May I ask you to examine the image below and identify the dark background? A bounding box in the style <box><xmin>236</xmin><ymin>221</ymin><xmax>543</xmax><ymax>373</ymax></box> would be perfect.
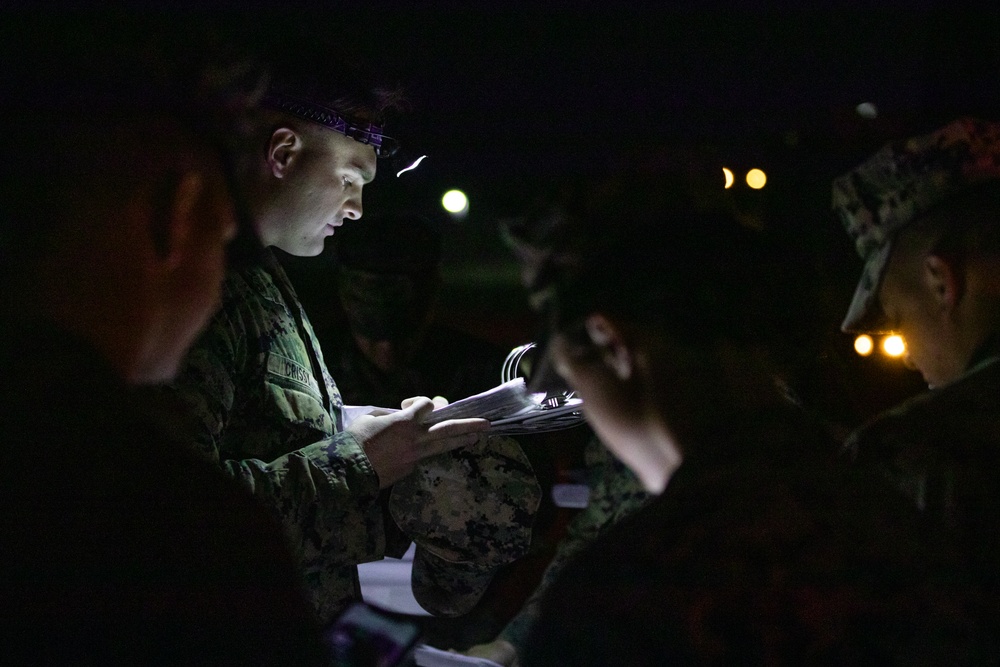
<box><xmin>263</xmin><ymin>1</ymin><xmax>1000</xmax><ymax>425</ymax></box>
<box><xmin>6</xmin><ymin>2</ymin><xmax>998</xmax><ymax>408</ymax></box>
<box><xmin>7</xmin><ymin>2</ymin><xmax>992</xmax><ymax>646</ymax></box>
<box><xmin>21</xmin><ymin>0</ymin><xmax>978</xmax><ymax>421</ymax></box>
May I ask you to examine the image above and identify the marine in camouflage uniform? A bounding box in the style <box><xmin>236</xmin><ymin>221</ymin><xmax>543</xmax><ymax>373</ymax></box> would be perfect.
<box><xmin>324</xmin><ymin>212</ymin><xmax>511</xmax><ymax>412</ymax></box>
<box><xmin>170</xmin><ymin>245</ymin><xmax>540</xmax><ymax>623</ymax></box>
<box><xmin>833</xmin><ymin>117</ymin><xmax>1000</xmax><ymax>640</ymax></box>
<box><xmin>844</xmin><ymin>355</ymin><xmax>1000</xmax><ymax>584</ymax></box>
<box><xmin>523</xmin><ymin>408</ymin><xmax>976</xmax><ymax>665</ymax></box>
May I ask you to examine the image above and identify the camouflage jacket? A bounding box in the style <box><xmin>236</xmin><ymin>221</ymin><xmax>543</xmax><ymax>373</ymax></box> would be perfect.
<box><xmin>170</xmin><ymin>249</ymin><xmax>540</xmax><ymax>623</ymax></box>
<box><xmin>499</xmin><ymin>436</ymin><xmax>652</xmax><ymax>651</ymax></box>
<box><xmin>844</xmin><ymin>354</ymin><xmax>1000</xmax><ymax>591</ymax></box>
<box><xmin>523</xmin><ymin>405</ymin><xmax>981</xmax><ymax>665</ymax></box>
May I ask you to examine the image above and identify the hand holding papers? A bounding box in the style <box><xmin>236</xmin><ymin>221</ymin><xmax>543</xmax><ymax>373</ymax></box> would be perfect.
<box><xmin>343</xmin><ymin>342</ymin><xmax>585</xmax><ymax>435</ymax></box>
<box><xmin>422</xmin><ymin>377</ymin><xmax>584</xmax><ymax>435</ymax></box>
<box><xmin>344</xmin><ymin>378</ymin><xmax>584</xmax><ymax>435</ymax></box>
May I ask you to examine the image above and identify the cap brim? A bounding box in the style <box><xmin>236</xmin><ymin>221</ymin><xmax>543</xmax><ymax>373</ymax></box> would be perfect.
<box><xmin>388</xmin><ymin>434</ymin><xmax>541</xmax><ymax>617</ymax></box>
<box><xmin>407</xmin><ymin>547</ymin><xmax>495</xmax><ymax>618</ymax></box>
<box><xmin>841</xmin><ymin>240</ymin><xmax>893</xmax><ymax>333</ymax></box>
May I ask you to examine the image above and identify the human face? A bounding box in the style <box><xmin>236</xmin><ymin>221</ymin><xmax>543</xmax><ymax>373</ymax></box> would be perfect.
<box><xmin>876</xmin><ymin>247</ymin><xmax>955</xmax><ymax>388</ymax></box>
<box><xmin>267</xmin><ymin>128</ymin><xmax>377</xmax><ymax>256</ymax></box>
<box><xmin>154</xmin><ymin>145</ymin><xmax>239</xmax><ymax>382</ymax></box>
<box><xmin>133</xmin><ymin>122</ymin><xmax>236</xmax><ymax>383</ymax></box>
<box><xmin>549</xmin><ymin>330</ymin><xmax>674</xmax><ymax>493</ymax></box>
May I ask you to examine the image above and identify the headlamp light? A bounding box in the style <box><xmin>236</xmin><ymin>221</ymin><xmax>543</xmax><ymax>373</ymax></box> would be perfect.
<box><xmin>261</xmin><ymin>92</ymin><xmax>399</xmax><ymax>158</ymax></box>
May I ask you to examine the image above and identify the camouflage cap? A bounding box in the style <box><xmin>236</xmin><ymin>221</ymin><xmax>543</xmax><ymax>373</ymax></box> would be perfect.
<box><xmin>832</xmin><ymin>117</ymin><xmax>1000</xmax><ymax>332</ymax></box>
<box><xmin>388</xmin><ymin>434</ymin><xmax>541</xmax><ymax>617</ymax></box>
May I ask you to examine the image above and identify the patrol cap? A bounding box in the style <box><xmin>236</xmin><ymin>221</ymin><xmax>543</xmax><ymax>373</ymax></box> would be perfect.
<box><xmin>388</xmin><ymin>434</ymin><xmax>541</xmax><ymax>617</ymax></box>
<box><xmin>337</xmin><ymin>269</ymin><xmax>428</xmax><ymax>341</ymax></box>
<box><xmin>832</xmin><ymin>117</ymin><xmax>1000</xmax><ymax>332</ymax></box>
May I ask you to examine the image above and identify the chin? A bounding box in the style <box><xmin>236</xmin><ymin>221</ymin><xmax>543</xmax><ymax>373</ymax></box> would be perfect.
<box><xmin>282</xmin><ymin>239</ymin><xmax>326</xmax><ymax>257</ymax></box>
<box><xmin>302</xmin><ymin>243</ymin><xmax>326</xmax><ymax>257</ymax></box>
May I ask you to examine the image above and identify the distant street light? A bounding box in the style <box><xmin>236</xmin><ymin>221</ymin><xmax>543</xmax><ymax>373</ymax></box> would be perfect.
<box><xmin>746</xmin><ymin>168</ymin><xmax>767</xmax><ymax>190</ymax></box>
<box><xmin>442</xmin><ymin>189</ymin><xmax>469</xmax><ymax>215</ymax></box>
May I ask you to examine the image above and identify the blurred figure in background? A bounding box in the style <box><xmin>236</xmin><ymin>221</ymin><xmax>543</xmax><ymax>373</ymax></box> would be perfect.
<box><xmin>327</xmin><ymin>212</ymin><xmax>508</xmax><ymax>408</ymax></box>
<box><xmin>0</xmin><ymin>12</ymin><xmax>327</xmax><ymax>664</ymax></box>
<box><xmin>503</xmin><ymin>155</ymin><xmax>978</xmax><ymax>665</ymax></box>
<box><xmin>834</xmin><ymin>117</ymin><xmax>1000</xmax><ymax>638</ymax></box>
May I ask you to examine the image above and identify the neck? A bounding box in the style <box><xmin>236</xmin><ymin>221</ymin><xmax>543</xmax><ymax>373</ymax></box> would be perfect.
<box><xmin>634</xmin><ymin>419</ymin><xmax>685</xmax><ymax>494</ymax></box>
<box><xmin>965</xmin><ymin>330</ymin><xmax>1000</xmax><ymax>372</ymax></box>
<box><xmin>245</xmin><ymin>173</ymin><xmax>283</xmax><ymax>249</ymax></box>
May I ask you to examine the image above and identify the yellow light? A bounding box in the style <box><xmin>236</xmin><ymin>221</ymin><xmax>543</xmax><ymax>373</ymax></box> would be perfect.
<box><xmin>854</xmin><ymin>334</ymin><xmax>874</xmax><ymax>356</ymax></box>
<box><xmin>746</xmin><ymin>168</ymin><xmax>767</xmax><ymax>189</ymax></box>
<box><xmin>882</xmin><ymin>335</ymin><xmax>906</xmax><ymax>357</ymax></box>
<box><xmin>441</xmin><ymin>189</ymin><xmax>469</xmax><ymax>214</ymax></box>
<box><xmin>722</xmin><ymin>167</ymin><xmax>734</xmax><ymax>189</ymax></box>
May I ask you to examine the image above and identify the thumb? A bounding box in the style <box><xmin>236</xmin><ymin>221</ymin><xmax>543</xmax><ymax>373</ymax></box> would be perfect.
<box><xmin>400</xmin><ymin>395</ymin><xmax>435</xmax><ymax>419</ymax></box>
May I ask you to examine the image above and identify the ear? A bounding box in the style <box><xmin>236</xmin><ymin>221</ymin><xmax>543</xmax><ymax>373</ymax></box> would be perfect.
<box><xmin>155</xmin><ymin>170</ymin><xmax>206</xmax><ymax>271</ymax></box>
<box><xmin>924</xmin><ymin>253</ymin><xmax>964</xmax><ymax>312</ymax></box>
<box><xmin>584</xmin><ymin>313</ymin><xmax>633</xmax><ymax>380</ymax></box>
<box><xmin>266</xmin><ymin>127</ymin><xmax>301</xmax><ymax>179</ymax></box>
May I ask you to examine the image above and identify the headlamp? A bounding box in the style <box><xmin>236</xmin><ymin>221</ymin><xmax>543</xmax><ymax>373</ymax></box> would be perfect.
<box><xmin>261</xmin><ymin>92</ymin><xmax>399</xmax><ymax>158</ymax></box>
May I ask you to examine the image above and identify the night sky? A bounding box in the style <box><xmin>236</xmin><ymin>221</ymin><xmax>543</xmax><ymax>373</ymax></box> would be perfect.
<box><xmin>209</xmin><ymin>2</ymin><xmax>998</xmax><ymax>415</ymax></box>
<box><xmin>284</xmin><ymin>0</ymin><xmax>1000</xmax><ymax>422</ymax></box>
<box><xmin>3</xmin><ymin>1</ymin><xmax>992</xmax><ymax>421</ymax></box>
<box><xmin>272</xmin><ymin>2</ymin><xmax>1000</xmax><ymax>305</ymax></box>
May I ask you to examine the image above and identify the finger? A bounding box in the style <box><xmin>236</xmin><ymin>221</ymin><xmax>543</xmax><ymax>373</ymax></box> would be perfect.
<box><xmin>426</xmin><ymin>418</ymin><xmax>489</xmax><ymax>439</ymax></box>
<box><xmin>398</xmin><ymin>395</ymin><xmax>435</xmax><ymax>418</ymax></box>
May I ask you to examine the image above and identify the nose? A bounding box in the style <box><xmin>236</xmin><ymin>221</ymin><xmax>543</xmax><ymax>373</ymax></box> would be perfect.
<box><xmin>343</xmin><ymin>192</ymin><xmax>362</xmax><ymax>221</ymax></box>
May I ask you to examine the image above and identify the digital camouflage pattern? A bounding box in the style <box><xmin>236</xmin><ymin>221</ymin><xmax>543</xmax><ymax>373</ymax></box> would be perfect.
<box><xmin>169</xmin><ymin>249</ymin><xmax>540</xmax><ymax>623</ymax></box>
<box><xmin>844</xmin><ymin>355</ymin><xmax>1000</xmax><ymax>595</ymax></box>
<box><xmin>169</xmin><ymin>249</ymin><xmax>381</xmax><ymax>623</ymax></box>
<box><xmin>831</xmin><ymin>117</ymin><xmax>1000</xmax><ymax>332</ymax></box>
<box><xmin>498</xmin><ymin>436</ymin><xmax>652</xmax><ymax>651</ymax></box>
<box><xmin>393</xmin><ymin>434</ymin><xmax>542</xmax><ymax>617</ymax></box>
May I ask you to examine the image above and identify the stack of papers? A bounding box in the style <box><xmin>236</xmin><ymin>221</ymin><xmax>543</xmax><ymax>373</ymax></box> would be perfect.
<box><xmin>413</xmin><ymin>645</ymin><xmax>503</xmax><ymax>667</ymax></box>
<box><xmin>342</xmin><ymin>378</ymin><xmax>585</xmax><ymax>436</ymax></box>
<box><xmin>423</xmin><ymin>378</ymin><xmax>585</xmax><ymax>435</ymax></box>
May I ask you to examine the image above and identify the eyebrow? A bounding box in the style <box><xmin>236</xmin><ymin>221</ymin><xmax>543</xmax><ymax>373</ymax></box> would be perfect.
<box><xmin>352</xmin><ymin>161</ymin><xmax>375</xmax><ymax>184</ymax></box>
